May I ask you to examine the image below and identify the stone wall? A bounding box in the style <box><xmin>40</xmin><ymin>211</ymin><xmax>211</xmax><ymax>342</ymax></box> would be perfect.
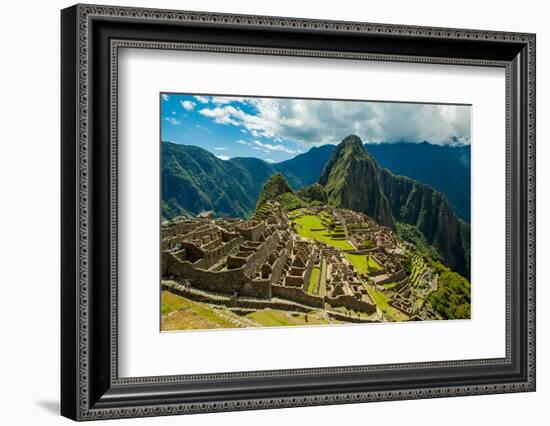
<box><xmin>162</xmin><ymin>231</ymin><xmax>284</xmax><ymax>299</ymax></box>
<box><xmin>327</xmin><ymin>311</ymin><xmax>379</xmax><ymax>323</ymax></box>
<box><xmin>163</xmin><ymin>282</ymin><xmax>312</xmax><ymax>313</ymax></box>
<box><xmin>162</xmin><ymin>282</ymin><xmax>377</xmax><ymax>321</ymax></box>
<box><xmin>246</xmin><ymin>278</ymin><xmax>272</xmax><ymax>298</ymax></box>
<box><xmin>196</xmin><ymin>236</ymin><xmax>243</xmax><ymax>269</ymax></box>
<box><xmin>242</xmin><ymin>231</ymin><xmax>282</xmax><ymax>277</ymax></box>
<box><xmin>325</xmin><ymin>294</ymin><xmax>376</xmax><ymax>314</ymax></box>
<box><xmin>161</xmin><ymin>224</ymin><xmax>214</xmax><ymax>250</ymax></box>
<box><xmin>162</xmin><ymin>220</ymin><xmax>201</xmax><ymax>239</ymax></box>
<box><xmin>238</xmin><ymin>222</ymin><xmax>266</xmax><ymax>241</ymax></box>
<box><xmin>284</xmin><ymin>275</ymin><xmax>305</xmax><ymax>287</ymax></box>
<box><xmin>272</xmin><ymin>284</ymin><xmax>325</xmax><ymax>308</ymax></box>
<box><xmin>269</xmin><ymin>244</ymin><xmax>290</xmax><ymax>286</ymax></box>
<box><xmin>163</xmin><ymin>253</ymin><xmax>270</xmax><ymax>298</ymax></box>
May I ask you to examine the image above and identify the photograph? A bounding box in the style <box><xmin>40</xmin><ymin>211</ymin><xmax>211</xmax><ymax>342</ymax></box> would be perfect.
<box><xmin>160</xmin><ymin>94</ymin><xmax>472</xmax><ymax>331</ymax></box>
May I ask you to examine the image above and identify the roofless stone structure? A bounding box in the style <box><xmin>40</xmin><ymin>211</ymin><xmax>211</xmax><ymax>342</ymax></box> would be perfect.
<box><xmin>162</xmin><ymin>200</ymin><xmax>441</xmax><ymax>322</ymax></box>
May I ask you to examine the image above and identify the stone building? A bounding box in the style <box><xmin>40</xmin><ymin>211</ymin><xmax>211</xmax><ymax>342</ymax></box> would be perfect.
<box><xmin>162</xmin><ymin>203</ymin><xmax>440</xmax><ymax>322</ymax></box>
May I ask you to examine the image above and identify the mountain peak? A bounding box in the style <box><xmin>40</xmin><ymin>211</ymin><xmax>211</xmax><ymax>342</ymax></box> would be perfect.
<box><xmin>318</xmin><ymin>134</ymin><xmax>395</xmax><ymax>229</ymax></box>
<box><xmin>339</xmin><ymin>134</ymin><xmax>365</xmax><ymax>152</ymax></box>
<box><xmin>256</xmin><ymin>173</ymin><xmax>293</xmax><ymax>207</ymax></box>
<box><xmin>268</xmin><ymin>172</ymin><xmax>288</xmax><ymax>184</ymax></box>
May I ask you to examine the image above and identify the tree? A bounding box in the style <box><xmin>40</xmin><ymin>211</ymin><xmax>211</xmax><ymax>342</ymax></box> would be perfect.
<box><xmin>428</xmin><ymin>271</ymin><xmax>471</xmax><ymax>320</ymax></box>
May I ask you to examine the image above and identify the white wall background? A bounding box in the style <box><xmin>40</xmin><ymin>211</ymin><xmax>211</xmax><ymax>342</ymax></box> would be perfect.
<box><xmin>0</xmin><ymin>0</ymin><xmax>547</xmax><ymax>424</ymax></box>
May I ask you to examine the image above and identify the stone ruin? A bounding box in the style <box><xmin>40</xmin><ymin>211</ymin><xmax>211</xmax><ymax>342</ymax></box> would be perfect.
<box><xmin>162</xmin><ymin>203</ymin><xmax>441</xmax><ymax>322</ymax></box>
<box><xmin>162</xmin><ymin>207</ymin><xmax>376</xmax><ymax>317</ymax></box>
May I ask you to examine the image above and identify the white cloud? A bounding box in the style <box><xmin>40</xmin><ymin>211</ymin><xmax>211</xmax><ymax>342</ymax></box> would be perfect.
<box><xmin>216</xmin><ymin>154</ymin><xmax>230</xmax><ymax>161</ymax></box>
<box><xmin>199</xmin><ymin>107</ymin><xmax>241</xmax><ymax>126</ymax></box>
<box><xmin>213</xmin><ymin>147</ymin><xmax>228</xmax><ymax>151</ymax></box>
<box><xmin>212</xmin><ymin>96</ymin><xmax>250</xmax><ymax>105</ymax></box>
<box><xmin>211</xmin><ymin>97</ymin><xmax>233</xmax><ymax>105</ymax></box>
<box><xmin>198</xmin><ymin>98</ymin><xmax>471</xmax><ymax>146</ymax></box>
<box><xmin>181</xmin><ymin>100</ymin><xmax>196</xmax><ymax>111</ymax></box>
<box><xmin>265</xmin><ymin>158</ymin><xmax>275</xmax><ymax>163</ymax></box>
<box><xmin>235</xmin><ymin>139</ymin><xmax>251</xmax><ymax>146</ymax></box>
<box><xmin>161</xmin><ymin>94</ymin><xmax>170</xmax><ymax>101</ymax></box>
<box><xmin>164</xmin><ymin>117</ymin><xmax>181</xmax><ymax>125</ymax></box>
<box><xmin>363</xmin><ymin>102</ymin><xmax>471</xmax><ymax>145</ymax></box>
<box><xmin>253</xmin><ymin>140</ymin><xmax>297</xmax><ymax>154</ymax></box>
<box><xmin>194</xmin><ymin>95</ymin><xmax>209</xmax><ymax>104</ymax></box>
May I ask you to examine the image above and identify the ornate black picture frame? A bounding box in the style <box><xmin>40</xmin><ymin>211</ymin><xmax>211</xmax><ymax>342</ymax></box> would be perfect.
<box><xmin>61</xmin><ymin>4</ymin><xmax>536</xmax><ymax>421</ymax></box>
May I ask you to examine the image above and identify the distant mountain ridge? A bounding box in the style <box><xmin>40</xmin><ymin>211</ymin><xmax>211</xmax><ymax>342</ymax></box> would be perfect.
<box><xmin>276</xmin><ymin>141</ymin><xmax>472</xmax><ymax>222</ymax></box>
<box><xmin>367</xmin><ymin>142</ymin><xmax>471</xmax><ymax>222</ymax></box>
<box><xmin>162</xmin><ymin>140</ymin><xmax>471</xmax><ymax>222</ymax></box>
<box><xmin>162</xmin><ymin>142</ymin><xmax>334</xmax><ymax>219</ymax></box>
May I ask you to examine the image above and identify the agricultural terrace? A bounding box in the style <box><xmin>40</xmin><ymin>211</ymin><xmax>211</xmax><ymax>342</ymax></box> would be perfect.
<box><xmin>364</xmin><ymin>285</ymin><xmax>409</xmax><ymax>322</ymax></box>
<box><xmin>291</xmin><ymin>213</ymin><xmax>379</xmax><ymax>277</ymax></box>
<box><xmin>292</xmin><ymin>214</ymin><xmax>353</xmax><ymax>250</ymax></box>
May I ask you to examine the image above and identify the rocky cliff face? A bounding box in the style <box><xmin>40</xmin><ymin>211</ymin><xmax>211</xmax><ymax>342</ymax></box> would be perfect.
<box><xmin>367</xmin><ymin>142</ymin><xmax>471</xmax><ymax>222</ymax></box>
<box><xmin>378</xmin><ymin>168</ymin><xmax>470</xmax><ymax>278</ymax></box>
<box><xmin>318</xmin><ymin>135</ymin><xmax>395</xmax><ymax>229</ymax></box>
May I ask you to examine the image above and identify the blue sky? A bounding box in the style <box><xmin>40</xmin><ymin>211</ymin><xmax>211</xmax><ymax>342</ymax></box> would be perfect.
<box><xmin>160</xmin><ymin>94</ymin><xmax>471</xmax><ymax>163</ymax></box>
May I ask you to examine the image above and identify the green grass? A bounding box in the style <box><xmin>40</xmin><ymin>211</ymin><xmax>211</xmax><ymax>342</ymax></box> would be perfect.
<box><xmin>292</xmin><ymin>215</ymin><xmax>354</xmax><ymax>250</ymax></box>
<box><xmin>293</xmin><ymin>215</ymin><xmax>382</xmax><ymax>278</ymax></box>
<box><xmin>343</xmin><ymin>253</ymin><xmax>381</xmax><ymax>276</ymax></box>
<box><xmin>364</xmin><ymin>285</ymin><xmax>409</xmax><ymax>322</ymax></box>
<box><xmin>161</xmin><ymin>291</ymin><xmax>190</xmax><ymax>315</ymax></box>
<box><xmin>161</xmin><ymin>291</ymin><xmax>240</xmax><ymax>330</ymax></box>
<box><xmin>367</xmin><ymin>255</ymin><xmax>381</xmax><ymax>271</ymax></box>
<box><xmin>330</xmin><ymin>306</ymin><xmax>378</xmax><ymax>321</ymax></box>
<box><xmin>245</xmin><ymin>309</ymin><xmax>334</xmax><ymax>326</ymax></box>
<box><xmin>308</xmin><ymin>267</ymin><xmax>320</xmax><ymax>294</ymax></box>
<box><xmin>344</xmin><ymin>253</ymin><xmax>368</xmax><ymax>275</ymax></box>
<box><xmin>162</xmin><ymin>292</ymin><xmax>340</xmax><ymax>330</ymax></box>
<box><xmin>319</xmin><ymin>259</ymin><xmax>327</xmax><ymax>296</ymax></box>
<box><xmin>379</xmin><ymin>281</ymin><xmax>399</xmax><ymax>289</ymax></box>
<box><xmin>245</xmin><ymin>310</ymin><xmax>297</xmax><ymax>326</ymax></box>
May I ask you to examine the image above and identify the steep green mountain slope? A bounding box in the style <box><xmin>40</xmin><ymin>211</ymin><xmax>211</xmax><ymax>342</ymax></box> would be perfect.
<box><xmin>378</xmin><ymin>168</ymin><xmax>470</xmax><ymax>277</ymax></box>
<box><xmin>162</xmin><ymin>142</ymin><xmax>318</xmax><ymax>220</ymax></box>
<box><xmin>162</xmin><ymin>142</ymin><xmax>262</xmax><ymax>219</ymax></box>
<box><xmin>256</xmin><ymin>173</ymin><xmax>292</xmax><ymax>207</ymax></box>
<box><xmin>255</xmin><ymin>173</ymin><xmax>303</xmax><ymax>212</ymax></box>
<box><xmin>318</xmin><ymin>135</ymin><xmax>395</xmax><ymax>228</ymax></box>
<box><xmin>367</xmin><ymin>142</ymin><xmax>471</xmax><ymax>222</ymax></box>
<box><xmin>297</xmin><ymin>183</ymin><xmax>328</xmax><ymax>204</ymax></box>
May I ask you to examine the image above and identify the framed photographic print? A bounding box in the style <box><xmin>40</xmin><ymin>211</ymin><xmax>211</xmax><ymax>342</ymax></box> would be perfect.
<box><xmin>61</xmin><ymin>4</ymin><xmax>536</xmax><ymax>421</ymax></box>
